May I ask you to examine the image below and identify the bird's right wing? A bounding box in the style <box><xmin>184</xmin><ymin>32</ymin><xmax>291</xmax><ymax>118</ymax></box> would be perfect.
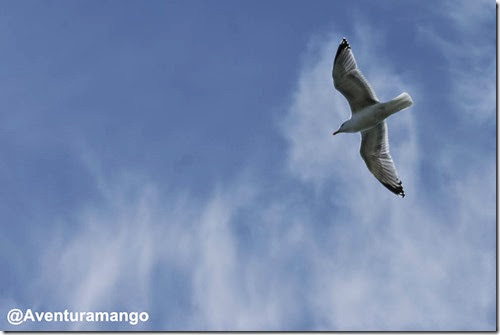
<box><xmin>360</xmin><ymin>122</ymin><xmax>405</xmax><ymax>197</ymax></box>
<box><xmin>332</xmin><ymin>38</ymin><xmax>378</xmax><ymax>113</ymax></box>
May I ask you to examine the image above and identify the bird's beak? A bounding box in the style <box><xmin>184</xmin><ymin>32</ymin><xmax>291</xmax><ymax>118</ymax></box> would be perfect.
<box><xmin>333</xmin><ymin>130</ymin><xmax>339</xmax><ymax>135</ymax></box>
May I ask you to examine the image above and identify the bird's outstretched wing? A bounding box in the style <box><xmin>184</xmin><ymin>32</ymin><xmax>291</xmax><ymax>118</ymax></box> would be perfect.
<box><xmin>360</xmin><ymin>122</ymin><xmax>405</xmax><ymax>197</ymax></box>
<box><xmin>332</xmin><ymin>38</ymin><xmax>378</xmax><ymax>113</ymax></box>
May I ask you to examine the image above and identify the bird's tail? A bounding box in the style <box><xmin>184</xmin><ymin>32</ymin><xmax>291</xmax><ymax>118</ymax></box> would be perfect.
<box><xmin>383</xmin><ymin>92</ymin><xmax>413</xmax><ymax>116</ymax></box>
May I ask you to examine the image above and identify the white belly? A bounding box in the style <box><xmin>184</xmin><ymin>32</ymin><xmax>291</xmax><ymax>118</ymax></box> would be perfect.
<box><xmin>349</xmin><ymin>104</ymin><xmax>385</xmax><ymax>132</ymax></box>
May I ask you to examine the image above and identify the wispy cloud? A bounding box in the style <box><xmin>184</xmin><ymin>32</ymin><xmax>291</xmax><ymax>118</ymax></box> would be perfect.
<box><xmin>12</xmin><ymin>141</ymin><xmax>494</xmax><ymax>331</ymax></box>
<box><xmin>416</xmin><ymin>0</ymin><xmax>495</xmax><ymax>125</ymax></box>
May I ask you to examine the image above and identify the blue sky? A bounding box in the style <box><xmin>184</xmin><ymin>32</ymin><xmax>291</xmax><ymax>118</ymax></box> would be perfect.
<box><xmin>0</xmin><ymin>0</ymin><xmax>496</xmax><ymax>331</ymax></box>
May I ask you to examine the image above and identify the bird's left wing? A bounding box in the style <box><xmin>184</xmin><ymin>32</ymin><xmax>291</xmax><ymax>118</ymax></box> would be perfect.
<box><xmin>360</xmin><ymin>122</ymin><xmax>405</xmax><ymax>197</ymax></box>
<box><xmin>332</xmin><ymin>38</ymin><xmax>378</xmax><ymax>113</ymax></box>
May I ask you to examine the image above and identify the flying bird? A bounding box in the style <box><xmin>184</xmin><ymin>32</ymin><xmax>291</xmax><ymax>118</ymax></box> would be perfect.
<box><xmin>332</xmin><ymin>38</ymin><xmax>413</xmax><ymax>197</ymax></box>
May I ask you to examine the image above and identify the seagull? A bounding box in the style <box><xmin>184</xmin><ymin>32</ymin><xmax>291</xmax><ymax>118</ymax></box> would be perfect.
<box><xmin>332</xmin><ymin>38</ymin><xmax>413</xmax><ymax>197</ymax></box>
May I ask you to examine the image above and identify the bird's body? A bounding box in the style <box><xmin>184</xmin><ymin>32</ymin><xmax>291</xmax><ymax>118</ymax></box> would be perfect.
<box><xmin>339</xmin><ymin>93</ymin><xmax>412</xmax><ymax>133</ymax></box>
<box><xmin>332</xmin><ymin>38</ymin><xmax>413</xmax><ymax>197</ymax></box>
<box><xmin>338</xmin><ymin>103</ymin><xmax>384</xmax><ymax>133</ymax></box>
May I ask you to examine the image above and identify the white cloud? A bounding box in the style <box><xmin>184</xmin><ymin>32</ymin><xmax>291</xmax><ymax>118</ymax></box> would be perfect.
<box><xmin>27</xmin><ymin>168</ymin><xmax>304</xmax><ymax>330</ymax></box>
<box><xmin>416</xmin><ymin>0</ymin><xmax>495</xmax><ymax>125</ymax></box>
<box><xmin>23</xmin><ymin>150</ymin><xmax>495</xmax><ymax>331</ymax></box>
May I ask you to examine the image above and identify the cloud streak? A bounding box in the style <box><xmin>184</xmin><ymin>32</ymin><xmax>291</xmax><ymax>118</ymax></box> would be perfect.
<box><xmin>416</xmin><ymin>0</ymin><xmax>495</xmax><ymax>125</ymax></box>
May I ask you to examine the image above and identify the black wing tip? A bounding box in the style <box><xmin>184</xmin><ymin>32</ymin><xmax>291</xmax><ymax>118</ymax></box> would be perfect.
<box><xmin>382</xmin><ymin>180</ymin><xmax>405</xmax><ymax>198</ymax></box>
<box><xmin>334</xmin><ymin>37</ymin><xmax>351</xmax><ymax>64</ymax></box>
